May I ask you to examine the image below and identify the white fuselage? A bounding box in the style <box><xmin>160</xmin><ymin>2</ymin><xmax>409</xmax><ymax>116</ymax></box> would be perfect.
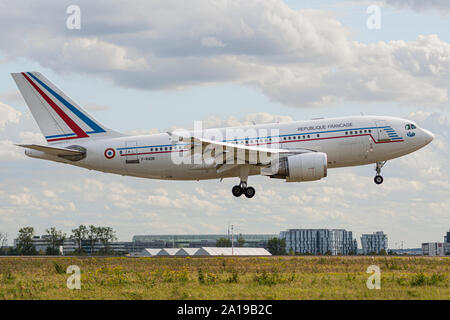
<box><xmin>29</xmin><ymin>115</ymin><xmax>433</xmax><ymax>182</ymax></box>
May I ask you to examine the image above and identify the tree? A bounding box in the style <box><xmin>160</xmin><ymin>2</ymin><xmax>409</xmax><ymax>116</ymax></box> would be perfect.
<box><xmin>71</xmin><ymin>225</ymin><xmax>88</xmax><ymax>254</ymax></box>
<box><xmin>16</xmin><ymin>227</ymin><xmax>37</xmax><ymax>255</ymax></box>
<box><xmin>216</xmin><ymin>238</ymin><xmax>232</xmax><ymax>247</ymax></box>
<box><xmin>267</xmin><ymin>238</ymin><xmax>287</xmax><ymax>255</ymax></box>
<box><xmin>87</xmin><ymin>225</ymin><xmax>99</xmax><ymax>255</ymax></box>
<box><xmin>45</xmin><ymin>227</ymin><xmax>66</xmax><ymax>255</ymax></box>
<box><xmin>97</xmin><ymin>227</ymin><xmax>117</xmax><ymax>254</ymax></box>
<box><xmin>0</xmin><ymin>232</ymin><xmax>8</xmax><ymax>255</ymax></box>
<box><xmin>237</xmin><ymin>235</ymin><xmax>245</xmax><ymax>247</ymax></box>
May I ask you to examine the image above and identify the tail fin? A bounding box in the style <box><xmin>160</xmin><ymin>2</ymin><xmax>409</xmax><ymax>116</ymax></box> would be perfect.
<box><xmin>11</xmin><ymin>72</ymin><xmax>123</xmax><ymax>144</ymax></box>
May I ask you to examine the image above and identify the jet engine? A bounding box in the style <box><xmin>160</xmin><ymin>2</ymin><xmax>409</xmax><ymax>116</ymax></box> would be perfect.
<box><xmin>262</xmin><ymin>152</ymin><xmax>328</xmax><ymax>182</ymax></box>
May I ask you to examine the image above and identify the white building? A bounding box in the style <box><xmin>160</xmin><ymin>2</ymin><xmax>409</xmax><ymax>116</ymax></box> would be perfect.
<box><xmin>361</xmin><ymin>231</ymin><xmax>388</xmax><ymax>255</ymax></box>
<box><xmin>131</xmin><ymin>247</ymin><xmax>271</xmax><ymax>257</ymax></box>
<box><xmin>175</xmin><ymin>248</ymin><xmax>199</xmax><ymax>256</ymax></box>
<box><xmin>422</xmin><ymin>242</ymin><xmax>448</xmax><ymax>256</ymax></box>
<box><xmin>194</xmin><ymin>247</ymin><xmax>271</xmax><ymax>256</ymax></box>
<box><xmin>157</xmin><ymin>248</ymin><xmax>180</xmax><ymax>256</ymax></box>
<box><xmin>138</xmin><ymin>248</ymin><xmax>162</xmax><ymax>256</ymax></box>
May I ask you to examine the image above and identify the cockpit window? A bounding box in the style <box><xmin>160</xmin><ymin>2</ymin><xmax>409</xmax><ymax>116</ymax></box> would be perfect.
<box><xmin>411</xmin><ymin>124</ymin><xmax>417</xmax><ymax>129</ymax></box>
<box><xmin>405</xmin><ymin>124</ymin><xmax>410</xmax><ymax>130</ymax></box>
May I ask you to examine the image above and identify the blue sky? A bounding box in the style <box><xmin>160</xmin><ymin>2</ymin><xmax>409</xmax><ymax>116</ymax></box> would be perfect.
<box><xmin>0</xmin><ymin>0</ymin><xmax>449</xmax><ymax>247</ymax></box>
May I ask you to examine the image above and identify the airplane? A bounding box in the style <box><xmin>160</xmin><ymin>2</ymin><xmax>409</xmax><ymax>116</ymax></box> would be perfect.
<box><xmin>11</xmin><ymin>72</ymin><xmax>434</xmax><ymax>199</ymax></box>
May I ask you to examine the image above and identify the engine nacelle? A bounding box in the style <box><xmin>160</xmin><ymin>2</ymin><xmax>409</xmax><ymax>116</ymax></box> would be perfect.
<box><xmin>263</xmin><ymin>152</ymin><xmax>328</xmax><ymax>182</ymax></box>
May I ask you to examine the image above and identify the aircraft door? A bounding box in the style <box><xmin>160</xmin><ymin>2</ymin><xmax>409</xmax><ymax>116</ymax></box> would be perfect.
<box><xmin>375</xmin><ymin>121</ymin><xmax>390</xmax><ymax>142</ymax></box>
<box><xmin>125</xmin><ymin>141</ymin><xmax>140</xmax><ymax>164</ymax></box>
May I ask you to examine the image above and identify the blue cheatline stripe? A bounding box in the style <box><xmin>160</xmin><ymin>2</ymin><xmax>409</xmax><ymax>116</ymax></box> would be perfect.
<box><xmin>116</xmin><ymin>143</ymin><xmax>184</xmax><ymax>150</ymax></box>
<box><xmin>117</xmin><ymin>126</ymin><xmax>404</xmax><ymax>150</ymax></box>
<box><xmin>45</xmin><ymin>133</ymin><xmax>77</xmax><ymax>139</ymax></box>
<box><xmin>27</xmin><ymin>72</ymin><xmax>106</xmax><ymax>134</ymax></box>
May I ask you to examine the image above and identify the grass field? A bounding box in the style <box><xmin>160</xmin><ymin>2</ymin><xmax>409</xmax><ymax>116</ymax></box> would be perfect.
<box><xmin>0</xmin><ymin>256</ymin><xmax>448</xmax><ymax>300</ymax></box>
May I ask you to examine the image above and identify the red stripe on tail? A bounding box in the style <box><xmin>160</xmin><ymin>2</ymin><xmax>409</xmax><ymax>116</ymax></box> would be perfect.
<box><xmin>22</xmin><ymin>72</ymin><xmax>88</xmax><ymax>139</ymax></box>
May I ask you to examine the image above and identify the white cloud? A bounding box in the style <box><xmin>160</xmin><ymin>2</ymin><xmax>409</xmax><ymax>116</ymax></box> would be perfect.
<box><xmin>0</xmin><ymin>0</ymin><xmax>448</xmax><ymax>107</ymax></box>
<box><xmin>0</xmin><ymin>101</ymin><xmax>21</xmax><ymax>130</ymax></box>
<box><xmin>201</xmin><ymin>36</ymin><xmax>226</xmax><ymax>48</ymax></box>
<box><xmin>0</xmin><ymin>1</ymin><xmax>449</xmax><ymax>247</ymax></box>
<box><xmin>201</xmin><ymin>112</ymin><xmax>293</xmax><ymax>129</ymax></box>
<box><xmin>0</xmin><ymin>90</ymin><xmax>22</xmax><ymax>104</ymax></box>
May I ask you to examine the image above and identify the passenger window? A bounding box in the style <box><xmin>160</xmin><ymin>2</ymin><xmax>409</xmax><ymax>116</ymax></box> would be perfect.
<box><xmin>307</xmin><ymin>135</ymin><xmax>310</xmax><ymax>138</ymax></box>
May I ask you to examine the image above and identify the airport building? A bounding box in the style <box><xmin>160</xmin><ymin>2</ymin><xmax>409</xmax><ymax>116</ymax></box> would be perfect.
<box><xmin>132</xmin><ymin>234</ymin><xmax>277</xmax><ymax>248</ymax></box>
<box><xmin>422</xmin><ymin>242</ymin><xmax>446</xmax><ymax>256</ymax></box>
<box><xmin>422</xmin><ymin>230</ymin><xmax>450</xmax><ymax>256</ymax></box>
<box><xmin>132</xmin><ymin>247</ymin><xmax>272</xmax><ymax>257</ymax></box>
<box><xmin>13</xmin><ymin>233</ymin><xmax>278</xmax><ymax>255</ymax></box>
<box><xmin>13</xmin><ymin>236</ymin><xmax>138</xmax><ymax>255</ymax></box>
<box><xmin>279</xmin><ymin>229</ymin><xmax>357</xmax><ymax>255</ymax></box>
<box><xmin>360</xmin><ymin>231</ymin><xmax>388</xmax><ymax>254</ymax></box>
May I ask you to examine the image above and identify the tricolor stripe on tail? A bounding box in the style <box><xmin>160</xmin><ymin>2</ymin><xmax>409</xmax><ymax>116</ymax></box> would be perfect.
<box><xmin>11</xmin><ymin>72</ymin><xmax>122</xmax><ymax>144</ymax></box>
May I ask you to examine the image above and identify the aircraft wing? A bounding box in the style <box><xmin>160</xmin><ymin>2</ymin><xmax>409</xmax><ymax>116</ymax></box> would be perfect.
<box><xmin>168</xmin><ymin>132</ymin><xmax>315</xmax><ymax>165</ymax></box>
<box><xmin>16</xmin><ymin>144</ymin><xmax>85</xmax><ymax>156</ymax></box>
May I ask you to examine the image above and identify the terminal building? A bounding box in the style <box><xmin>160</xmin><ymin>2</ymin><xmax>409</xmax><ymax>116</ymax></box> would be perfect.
<box><xmin>279</xmin><ymin>229</ymin><xmax>357</xmax><ymax>255</ymax></box>
<box><xmin>13</xmin><ymin>234</ymin><xmax>277</xmax><ymax>255</ymax></box>
<box><xmin>360</xmin><ymin>231</ymin><xmax>388</xmax><ymax>254</ymax></box>
<box><xmin>132</xmin><ymin>234</ymin><xmax>277</xmax><ymax>249</ymax></box>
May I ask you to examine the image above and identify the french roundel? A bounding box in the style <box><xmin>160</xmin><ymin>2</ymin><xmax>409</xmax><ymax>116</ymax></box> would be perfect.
<box><xmin>104</xmin><ymin>148</ymin><xmax>116</xmax><ymax>159</ymax></box>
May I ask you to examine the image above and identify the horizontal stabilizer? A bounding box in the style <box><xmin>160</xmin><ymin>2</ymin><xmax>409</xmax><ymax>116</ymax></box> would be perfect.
<box><xmin>16</xmin><ymin>144</ymin><xmax>84</xmax><ymax>156</ymax></box>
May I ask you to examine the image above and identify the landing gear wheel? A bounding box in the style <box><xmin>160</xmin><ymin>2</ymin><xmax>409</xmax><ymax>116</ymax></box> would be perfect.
<box><xmin>244</xmin><ymin>187</ymin><xmax>255</xmax><ymax>198</ymax></box>
<box><xmin>232</xmin><ymin>185</ymin><xmax>243</xmax><ymax>197</ymax></box>
<box><xmin>374</xmin><ymin>161</ymin><xmax>386</xmax><ymax>185</ymax></box>
<box><xmin>374</xmin><ymin>175</ymin><xmax>384</xmax><ymax>185</ymax></box>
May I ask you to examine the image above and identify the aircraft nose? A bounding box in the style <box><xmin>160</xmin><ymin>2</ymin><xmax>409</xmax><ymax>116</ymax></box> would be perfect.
<box><xmin>422</xmin><ymin>129</ymin><xmax>434</xmax><ymax>145</ymax></box>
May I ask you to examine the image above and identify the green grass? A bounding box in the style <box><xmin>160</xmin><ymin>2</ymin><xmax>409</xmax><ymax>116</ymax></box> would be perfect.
<box><xmin>0</xmin><ymin>256</ymin><xmax>448</xmax><ymax>300</ymax></box>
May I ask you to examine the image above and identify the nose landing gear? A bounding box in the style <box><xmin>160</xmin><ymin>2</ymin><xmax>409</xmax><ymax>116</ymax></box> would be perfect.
<box><xmin>374</xmin><ymin>161</ymin><xmax>386</xmax><ymax>185</ymax></box>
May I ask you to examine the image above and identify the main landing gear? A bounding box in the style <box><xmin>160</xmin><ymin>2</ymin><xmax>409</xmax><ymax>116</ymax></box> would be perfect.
<box><xmin>374</xmin><ymin>161</ymin><xmax>386</xmax><ymax>185</ymax></box>
<box><xmin>232</xmin><ymin>166</ymin><xmax>255</xmax><ymax>198</ymax></box>
<box><xmin>232</xmin><ymin>182</ymin><xmax>256</xmax><ymax>198</ymax></box>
